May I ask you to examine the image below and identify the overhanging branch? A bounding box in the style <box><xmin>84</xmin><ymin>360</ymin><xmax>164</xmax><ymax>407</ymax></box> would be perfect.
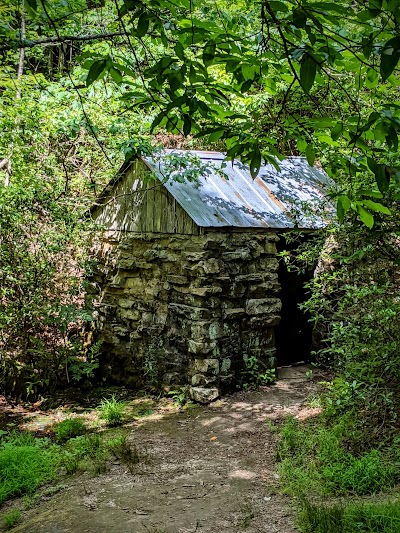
<box><xmin>0</xmin><ymin>31</ymin><xmax>126</xmax><ymax>50</ymax></box>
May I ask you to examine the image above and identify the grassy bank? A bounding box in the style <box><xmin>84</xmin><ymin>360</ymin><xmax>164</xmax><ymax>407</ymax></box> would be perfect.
<box><xmin>278</xmin><ymin>416</ymin><xmax>400</xmax><ymax>532</ymax></box>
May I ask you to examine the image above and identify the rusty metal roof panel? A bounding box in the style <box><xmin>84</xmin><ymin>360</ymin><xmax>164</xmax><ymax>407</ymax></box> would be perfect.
<box><xmin>143</xmin><ymin>150</ymin><xmax>334</xmax><ymax>229</ymax></box>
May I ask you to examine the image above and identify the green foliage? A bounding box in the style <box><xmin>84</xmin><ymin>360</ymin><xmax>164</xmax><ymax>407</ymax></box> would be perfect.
<box><xmin>242</xmin><ymin>355</ymin><xmax>276</xmax><ymax>388</ymax></box>
<box><xmin>53</xmin><ymin>418</ymin><xmax>86</xmax><ymax>443</ymax></box>
<box><xmin>299</xmin><ymin>499</ymin><xmax>400</xmax><ymax>533</ymax></box>
<box><xmin>62</xmin><ymin>434</ymin><xmax>108</xmax><ymax>475</ymax></box>
<box><xmin>107</xmin><ymin>434</ymin><xmax>141</xmax><ymax>471</ymax></box>
<box><xmin>2</xmin><ymin>509</ymin><xmax>22</xmax><ymax>530</ymax></box>
<box><xmin>278</xmin><ymin>418</ymin><xmax>400</xmax><ymax>497</ymax></box>
<box><xmin>167</xmin><ymin>387</ymin><xmax>191</xmax><ymax>407</ymax></box>
<box><xmin>99</xmin><ymin>395</ymin><xmax>125</xmax><ymax>427</ymax></box>
<box><xmin>0</xmin><ymin>432</ymin><xmax>59</xmax><ymax>504</ymax></box>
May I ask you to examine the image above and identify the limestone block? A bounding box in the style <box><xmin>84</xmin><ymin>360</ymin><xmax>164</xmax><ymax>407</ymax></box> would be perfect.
<box><xmin>220</xmin><ymin>358</ymin><xmax>232</xmax><ymax>374</ymax></box>
<box><xmin>125</xmin><ymin>277</ymin><xmax>144</xmax><ymax>292</ymax></box>
<box><xmin>247</xmin><ymin>280</ymin><xmax>281</xmax><ymax>298</ymax></box>
<box><xmin>188</xmin><ymin>340</ymin><xmax>214</xmax><ymax>355</ymax></box>
<box><xmin>118</xmin><ymin>298</ymin><xmax>135</xmax><ymax>309</ymax></box>
<box><xmin>223</xmin><ymin>308</ymin><xmax>246</xmax><ymax>319</ymax></box>
<box><xmin>191</xmin><ymin>374</ymin><xmax>217</xmax><ymax>386</ymax></box>
<box><xmin>249</xmin><ymin>314</ymin><xmax>281</xmax><ymax>326</ymax></box>
<box><xmin>191</xmin><ymin>373</ymin><xmax>205</xmax><ymax>386</ymax></box>
<box><xmin>236</xmin><ymin>273</ymin><xmax>265</xmax><ymax>282</ymax></box>
<box><xmin>189</xmin><ymin>286</ymin><xmax>222</xmax><ymax>296</ymax></box>
<box><xmin>208</xmin><ymin>322</ymin><xmax>224</xmax><ymax>340</ymax></box>
<box><xmin>245</xmin><ymin>298</ymin><xmax>282</xmax><ymax>315</ymax></box>
<box><xmin>163</xmin><ymin>372</ymin><xmax>181</xmax><ymax>385</ymax></box>
<box><xmin>109</xmin><ymin>274</ymin><xmax>126</xmax><ymax>288</ymax></box>
<box><xmin>119</xmin><ymin>309</ymin><xmax>140</xmax><ymax>321</ymax></box>
<box><xmin>225</xmin><ymin>283</ymin><xmax>246</xmax><ymax>298</ymax></box>
<box><xmin>191</xmin><ymin>358</ymin><xmax>220</xmax><ymax>374</ymax></box>
<box><xmin>196</xmin><ymin>258</ymin><xmax>221</xmax><ymax>274</ymax></box>
<box><xmin>183</xmin><ymin>251</ymin><xmax>208</xmax><ymax>261</ymax></box>
<box><xmin>166</xmin><ymin>275</ymin><xmax>188</xmax><ymax>285</ymax></box>
<box><xmin>222</xmin><ymin>248</ymin><xmax>252</xmax><ymax>261</ymax></box>
<box><xmin>190</xmin><ymin>321</ymin><xmax>212</xmax><ymax>342</ymax></box>
<box><xmin>189</xmin><ymin>386</ymin><xmax>219</xmax><ymax>404</ymax></box>
<box><xmin>169</xmin><ymin>304</ymin><xmax>212</xmax><ymax>321</ymax></box>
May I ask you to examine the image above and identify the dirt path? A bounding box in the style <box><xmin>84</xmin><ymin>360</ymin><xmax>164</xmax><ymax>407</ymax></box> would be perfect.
<box><xmin>10</xmin><ymin>367</ymin><xmax>322</xmax><ymax>533</ymax></box>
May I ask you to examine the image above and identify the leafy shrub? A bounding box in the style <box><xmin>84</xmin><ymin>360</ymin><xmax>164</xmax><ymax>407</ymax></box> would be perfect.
<box><xmin>99</xmin><ymin>396</ymin><xmax>125</xmax><ymax>427</ymax></box>
<box><xmin>53</xmin><ymin>418</ymin><xmax>86</xmax><ymax>443</ymax></box>
<box><xmin>0</xmin><ymin>432</ymin><xmax>59</xmax><ymax>504</ymax></box>
<box><xmin>2</xmin><ymin>509</ymin><xmax>21</xmax><ymax>530</ymax></box>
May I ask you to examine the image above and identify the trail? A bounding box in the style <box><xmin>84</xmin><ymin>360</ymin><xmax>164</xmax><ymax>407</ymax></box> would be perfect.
<box><xmin>11</xmin><ymin>367</ymin><xmax>321</xmax><ymax>533</ymax></box>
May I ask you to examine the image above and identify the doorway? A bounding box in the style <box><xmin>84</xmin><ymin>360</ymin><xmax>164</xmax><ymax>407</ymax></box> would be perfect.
<box><xmin>275</xmin><ymin>236</ymin><xmax>314</xmax><ymax>366</ymax></box>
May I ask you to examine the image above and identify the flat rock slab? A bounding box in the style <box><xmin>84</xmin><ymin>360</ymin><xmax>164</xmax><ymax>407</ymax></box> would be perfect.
<box><xmin>9</xmin><ymin>376</ymin><xmax>320</xmax><ymax>533</ymax></box>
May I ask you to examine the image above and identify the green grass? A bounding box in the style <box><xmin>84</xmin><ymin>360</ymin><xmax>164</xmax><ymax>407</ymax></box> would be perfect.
<box><xmin>0</xmin><ymin>433</ymin><xmax>59</xmax><ymax>504</ymax></box>
<box><xmin>2</xmin><ymin>509</ymin><xmax>22</xmax><ymax>529</ymax></box>
<box><xmin>0</xmin><ymin>427</ymin><xmax>133</xmax><ymax>506</ymax></box>
<box><xmin>278</xmin><ymin>417</ymin><xmax>400</xmax><ymax>497</ymax></box>
<box><xmin>299</xmin><ymin>499</ymin><xmax>400</xmax><ymax>533</ymax></box>
<box><xmin>62</xmin><ymin>434</ymin><xmax>109</xmax><ymax>475</ymax></box>
<box><xmin>99</xmin><ymin>395</ymin><xmax>125</xmax><ymax>427</ymax></box>
<box><xmin>53</xmin><ymin>418</ymin><xmax>86</xmax><ymax>443</ymax></box>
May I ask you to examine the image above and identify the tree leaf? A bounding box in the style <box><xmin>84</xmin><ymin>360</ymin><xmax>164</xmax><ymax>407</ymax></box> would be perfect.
<box><xmin>356</xmin><ymin>204</ymin><xmax>374</xmax><ymax>228</ymax></box>
<box><xmin>137</xmin><ymin>14</ymin><xmax>150</xmax><ymax>38</ymax></box>
<box><xmin>24</xmin><ymin>0</ymin><xmax>37</xmax><ymax>16</ymax></box>
<box><xmin>109</xmin><ymin>67</ymin><xmax>122</xmax><ymax>83</ymax></box>
<box><xmin>380</xmin><ymin>37</ymin><xmax>400</xmax><ymax>81</ymax></box>
<box><xmin>305</xmin><ymin>144</ymin><xmax>315</xmax><ymax>166</ymax></box>
<box><xmin>300</xmin><ymin>54</ymin><xmax>317</xmax><ymax>94</ymax></box>
<box><xmin>86</xmin><ymin>59</ymin><xmax>107</xmax><ymax>86</ymax></box>
<box><xmin>250</xmin><ymin>148</ymin><xmax>261</xmax><ymax>179</ymax></box>
<box><xmin>203</xmin><ymin>41</ymin><xmax>216</xmax><ymax>66</ymax></box>
<box><xmin>367</xmin><ymin>157</ymin><xmax>390</xmax><ymax>192</ymax></box>
<box><xmin>361</xmin><ymin>199</ymin><xmax>391</xmax><ymax>214</ymax></box>
<box><xmin>175</xmin><ymin>42</ymin><xmax>185</xmax><ymax>59</ymax></box>
<box><xmin>331</xmin><ymin>122</ymin><xmax>343</xmax><ymax>141</ymax></box>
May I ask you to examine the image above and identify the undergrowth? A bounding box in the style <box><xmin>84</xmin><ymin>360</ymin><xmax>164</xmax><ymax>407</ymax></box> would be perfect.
<box><xmin>278</xmin><ymin>417</ymin><xmax>400</xmax><ymax>497</ymax></box>
<box><xmin>299</xmin><ymin>499</ymin><xmax>400</xmax><ymax>533</ymax></box>
<box><xmin>53</xmin><ymin>418</ymin><xmax>86</xmax><ymax>443</ymax></box>
<box><xmin>99</xmin><ymin>395</ymin><xmax>126</xmax><ymax>427</ymax></box>
<box><xmin>0</xmin><ymin>424</ymin><xmax>140</xmax><ymax>511</ymax></box>
<box><xmin>0</xmin><ymin>432</ymin><xmax>59</xmax><ymax>504</ymax></box>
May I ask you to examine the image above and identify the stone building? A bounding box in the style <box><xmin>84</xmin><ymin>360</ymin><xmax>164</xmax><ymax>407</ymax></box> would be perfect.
<box><xmin>88</xmin><ymin>150</ymin><xmax>332</xmax><ymax>402</ymax></box>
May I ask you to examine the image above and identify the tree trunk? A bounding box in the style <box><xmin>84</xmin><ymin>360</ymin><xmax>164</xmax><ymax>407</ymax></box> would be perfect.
<box><xmin>16</xmin><ymin>10</ymin><xmax>26</xmax><ymax>98</ymax></box>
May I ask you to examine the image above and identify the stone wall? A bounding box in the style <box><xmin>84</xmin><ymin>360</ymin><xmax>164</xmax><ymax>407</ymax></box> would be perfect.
<box><xmin>88</xmin><ymin>230</ymin><xmax>281</xmax><ymax>401</ymax></box>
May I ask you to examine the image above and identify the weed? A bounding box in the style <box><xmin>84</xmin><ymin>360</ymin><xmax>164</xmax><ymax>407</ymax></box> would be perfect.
<box><xmin>53</xmin><ymin>418</ymin><xmax>86</xmax><ymax>443</ymax></box>
<box><xmin>62</xmin><ymin>434</ymin><xmax>109</xmax><ymax>475</ymax></box>
<box><xmin>2</xmin><ymin>509</ymin><xmax>21</xmax><ymax>529</ymax></box>
<box><xmin>242</xmin><ymin>355</ymin><xmax>276</xmax><ymax>388</ymax></box>
<box><xmin>107</xmin><ymin>434</ymin><xmax>141</xmax><ymax>472</ymax></box>
<box><xmin>305</xmin><ymin>395</ymin><xmax>323</xmax><ymax>409</ymax></box>
<box><xmin>0</xmin><ymin>432</ymin><xmax>59</xmax><ymax>504</ymax></box>
<box><xmin>238</xmin><ymin>500</ymin><xmax>256</xmax><ymax>529</ymax></box>
<box><xmin>99</xmin><ymin>395</ymin><xmax>125</xmax><ymax>427</ymax></box>
<box><xmin>168</xmin><ymin>387</ymin><xmax>190</xmax><ymax>407</ymax></box>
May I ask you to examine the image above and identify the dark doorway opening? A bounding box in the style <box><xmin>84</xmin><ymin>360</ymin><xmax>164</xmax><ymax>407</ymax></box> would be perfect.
<box><xmin>275</xmin><ymin>236</ymin><xmax>314</xmax><ymax>366</ymax></box>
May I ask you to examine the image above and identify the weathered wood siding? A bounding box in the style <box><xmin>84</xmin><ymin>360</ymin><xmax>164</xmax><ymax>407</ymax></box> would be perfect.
<box><xmin>92</xmin><ymin>160</ymin><xmax>202</xmax><ymax>235</ymax></box>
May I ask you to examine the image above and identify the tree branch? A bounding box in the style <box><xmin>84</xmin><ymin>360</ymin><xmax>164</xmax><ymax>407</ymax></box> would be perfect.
<box><xmin>0</xmin><ymin>32</ymin><xmax>126</xmax><ymax>50</ymax></box>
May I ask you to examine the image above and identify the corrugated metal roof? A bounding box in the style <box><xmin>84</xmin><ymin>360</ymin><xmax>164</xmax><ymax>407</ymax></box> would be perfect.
<box><xmin>143</xmin><ymin>150</ymin><xmax>334</xmax><ymax>229</ymax></box>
